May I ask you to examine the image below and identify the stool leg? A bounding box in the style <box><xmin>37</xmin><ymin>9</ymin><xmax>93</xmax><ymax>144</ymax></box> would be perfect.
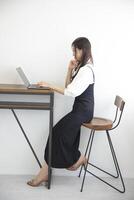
<box><xmin>88</xmin><ymin>130</ymin><xmax>120</xmax><ymax>179</ymax></box>
<box><xmin>80</xmin><ymin>130</ymin><xmax>95</xmax><ymax>192</ymax></box>
<box><xmin>106</xmin><ymin>131</ymin><xmax>125</xmax><ymax>193</ymax></box>
<box><xmin>78</xmin><ymin>129</ymin><xmax>93</xmax><ymax>178</ymax></box>
<box><xmin>81</xmin><ymin>131</ymin><xmax>125</xmax><ymax>193</ymax></box>
<box><xmin>106</xmin><ymin>130</ymin><xmax>119</xmax><ymax>178</ymax></box>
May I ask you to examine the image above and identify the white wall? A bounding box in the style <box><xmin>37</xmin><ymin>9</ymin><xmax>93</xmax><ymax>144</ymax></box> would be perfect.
<box><xmin>0</xmin><ymin>0</ymin><xmax>134</xmax><ymax>177</ymax></box>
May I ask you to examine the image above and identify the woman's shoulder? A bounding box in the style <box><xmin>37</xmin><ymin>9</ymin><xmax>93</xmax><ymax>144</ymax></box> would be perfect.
<box><xmin>79</xmin><ymin>63</ymin><xmax>94</xmax><ymax>73</ymax></box>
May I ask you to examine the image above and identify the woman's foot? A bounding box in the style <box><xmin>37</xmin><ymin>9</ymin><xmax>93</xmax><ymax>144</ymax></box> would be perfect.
<box><xmin>27</xmin><ymin>177</ymin><xmax>48</xmax><ymax>187</ymax></box>
<box><xmin>27</xmin><ymin>163</ymin><xmax>48</xmax><ymax>187</ymax></box>
<box><xmin>67</xmin><ymin>155</ymin><xmax>87</xmax><ymax>171</ymax></box>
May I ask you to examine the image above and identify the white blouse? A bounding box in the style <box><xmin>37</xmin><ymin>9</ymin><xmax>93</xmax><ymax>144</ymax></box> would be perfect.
<box><xmin>64</xmin><ymin>64</ymin><xmax>94</xmax><ymax>97</ymax></box>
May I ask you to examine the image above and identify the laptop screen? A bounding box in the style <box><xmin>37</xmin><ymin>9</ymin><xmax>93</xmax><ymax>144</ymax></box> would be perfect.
<box><xmin>16</xmin><ymin>67</ymin><xmax>30</xmax><ymax>87</ymax></box>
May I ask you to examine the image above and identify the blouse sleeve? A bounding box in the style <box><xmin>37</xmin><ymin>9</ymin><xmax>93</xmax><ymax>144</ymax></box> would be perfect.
<box><xmin>64</xmin><ymin>65</ymin><xmax>94</xmax><ymax>97</ymax></box>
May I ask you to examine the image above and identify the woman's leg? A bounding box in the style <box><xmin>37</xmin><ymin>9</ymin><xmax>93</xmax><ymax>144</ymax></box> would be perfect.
<box><xmin>45</xmin><ymin>112</ymin><xmax>83</xmax><ymax>168</ymax></box>
<box><xmin>27</xmin><ymin>161</ymin><xmax>48</xmax><ymax>187</ymax></box>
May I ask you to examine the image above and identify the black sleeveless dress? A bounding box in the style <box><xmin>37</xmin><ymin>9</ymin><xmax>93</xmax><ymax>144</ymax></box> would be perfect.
<box><xmin>44</xmin><ymin>66</ymin><xmax>95</xmax><ymax>168</ymax></box>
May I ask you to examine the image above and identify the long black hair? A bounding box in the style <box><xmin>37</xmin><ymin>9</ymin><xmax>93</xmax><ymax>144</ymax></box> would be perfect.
<box><xmin>72</xmin><ymin>37</ymin><xmax>93</xmax><ymax>69</ymax></box>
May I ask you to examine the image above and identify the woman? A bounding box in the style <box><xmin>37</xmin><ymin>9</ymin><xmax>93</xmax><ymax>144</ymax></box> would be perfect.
<box><xmin>27</xmin><ymin>37</ymin><xmax>95</xmax><ymax>186</ymax></box>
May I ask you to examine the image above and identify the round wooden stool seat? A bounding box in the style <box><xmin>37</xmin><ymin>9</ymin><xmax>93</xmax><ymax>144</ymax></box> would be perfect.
<box><xmin>82</xmin><ymin>117</ymin><xmax>113</xmax><ymax>131</ymax></box>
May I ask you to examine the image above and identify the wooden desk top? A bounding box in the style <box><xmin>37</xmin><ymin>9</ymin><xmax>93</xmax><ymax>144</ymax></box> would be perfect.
<box><xmin>0</xmin><ymin>84</ymin><xmax>54</xmax><ymax>95</ymax></box>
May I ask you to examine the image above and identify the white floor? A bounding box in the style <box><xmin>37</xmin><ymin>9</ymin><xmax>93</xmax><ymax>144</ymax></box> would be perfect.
<box><xmin>0</xmin><ymin>175</ymin><xmax>134</xmax><ymax>200</ymax></box>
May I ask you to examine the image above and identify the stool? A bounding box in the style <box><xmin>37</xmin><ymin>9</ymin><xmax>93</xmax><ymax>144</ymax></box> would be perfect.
<box><xmin>79</xmin><ymin>95</ymin><xmax>125</xmax><ymax>193</ymax></box>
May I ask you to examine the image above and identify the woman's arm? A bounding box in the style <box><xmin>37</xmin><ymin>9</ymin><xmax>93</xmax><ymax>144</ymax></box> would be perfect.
<box><xmin>48</xmin><ymin>83</ymin><xmax>65</xmax><ymax>95</ymax></box>
<box><xmin>65</xmin><ymin>59</ymin><xmax>78</xmax><ymax>87</ymax></box>
<box><xmin>65</xmin><ymin>68</ymin><xmax>73</xmax><ymax>88</ymax></box>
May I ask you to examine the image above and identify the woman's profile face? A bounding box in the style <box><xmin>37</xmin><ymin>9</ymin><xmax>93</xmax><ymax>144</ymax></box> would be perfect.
<box><xmin>72</xmin><ymin>46</ymin><xmax>83</xmax><ymax>62</ymax></box>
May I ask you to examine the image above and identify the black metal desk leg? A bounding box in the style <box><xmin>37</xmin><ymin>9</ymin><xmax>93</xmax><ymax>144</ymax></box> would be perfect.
<box><xmin>11</xmin><ymin>109</ymin><xmax>42</xmax><ymax>168</ymax></box>
<box><xmin>47</xmin><ymin>94</ymin><xmax>54</xmax><ymax>189</ymax></box>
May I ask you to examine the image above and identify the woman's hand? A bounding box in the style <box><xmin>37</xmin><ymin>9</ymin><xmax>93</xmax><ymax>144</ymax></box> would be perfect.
<box><xmin>37</xmin><ymin>82</ymin><xmax>64</xmax><ymax>95</ymax></box>
<box><xmin>37</xmin><ymin>81</ymin><xmax>51</xmax><ymax>88</ymax></box>
<box><xmin>68</xmin><ymin>59</ymin><xmax>78</xmax><ymax>70</ymax></box>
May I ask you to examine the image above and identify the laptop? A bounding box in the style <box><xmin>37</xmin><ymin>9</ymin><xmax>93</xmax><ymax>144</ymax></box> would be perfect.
<box><xmin>16</xmin><ymin>67</ymin><xmax>50</xmax><ymax>90</ymax></box>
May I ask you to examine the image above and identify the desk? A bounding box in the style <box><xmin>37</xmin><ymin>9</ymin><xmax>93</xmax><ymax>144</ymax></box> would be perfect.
<box><xmin>0</xmin><ymin>84</ymin><xmax>54</xmax><ymax>189</ymax></box>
